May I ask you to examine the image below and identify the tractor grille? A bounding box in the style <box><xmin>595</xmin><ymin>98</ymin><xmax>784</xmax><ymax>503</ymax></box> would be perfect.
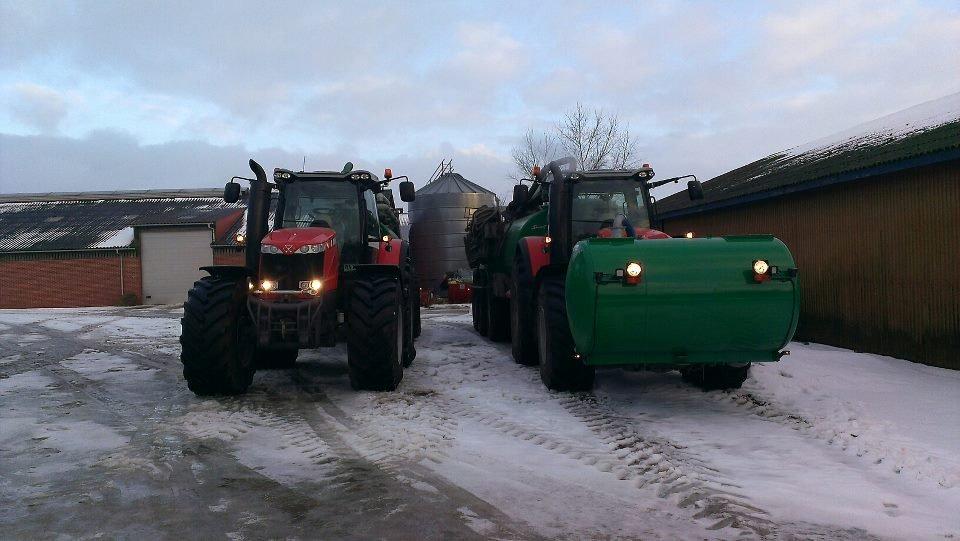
<box><xmin>261</xmin><ymin>253</ymin><xmax>325</xmax><ymax>290</ymax></box>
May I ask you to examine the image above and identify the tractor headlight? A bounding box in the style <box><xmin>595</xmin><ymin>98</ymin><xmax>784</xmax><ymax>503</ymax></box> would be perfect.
<box><xmin>310</xmin><ymin>279</ymin><xmax>322</xmax><ymax>290</ymax></box>
<box><xmin>261</xmin><ymin>244</ymin><xmax>281</xmax><ymax>254</ymax></box>
<box><xmin>297</xmin><ymin>243</ymin><xmax>324</xmax><ymax>254</ymax></box>
<box><xmin>753</xmin><ymin>259</ymin><xmax>770</xmax><ymax>275</ymax></box>
<box><xmin>260</xmin><ymin>279</ymin><xmax>276</xmax><ymax>291</ymax></box>
<box><xmin>625</xmin><ymin>262</ymin><xmax>643</xmax><ymax>277</ymax></box>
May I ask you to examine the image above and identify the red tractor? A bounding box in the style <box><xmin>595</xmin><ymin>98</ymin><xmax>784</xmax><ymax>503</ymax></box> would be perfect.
<box><xmin>180</xmin><ymin>159</ymin><xmax>419</xmax><ymax>394</ymax></box>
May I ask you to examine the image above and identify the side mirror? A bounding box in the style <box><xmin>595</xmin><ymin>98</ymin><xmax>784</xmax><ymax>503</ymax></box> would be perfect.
<box><xmin>687</xmin><ymin>180</ymin><xmax>704</xmax><ymax>201</ymax></box>
<box><xmin>513</xmin><ymin>184</ymin><xmax>529</xmax><ymax>207</ymax></box>
<box><xmin>399</xmin><ymin>180</ymin><xmax>416</xmax><ymax>202</ymax></box>
<box><xmin>224</xmin><ymin>182</ymin><xmax>241</xmax><ymax>203</ymax></box>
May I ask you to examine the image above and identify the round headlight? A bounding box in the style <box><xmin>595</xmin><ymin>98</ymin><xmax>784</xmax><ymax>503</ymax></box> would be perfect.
<box><xmin>260</xmin><ymin>279</ymin><xmax>276</xmax><ymax>291</ymax></box>
<box><xmin>753</xmin><ymin>260</ymin><xmax>770</xmax><ymax>275</ymax></box>
<box><xmin>310</xmin><ymin>279</ymin><xmax>322</xmax><ymax>290</ymax></box>
<box><xmin>625</xmin><ymin>262</ymin><xmax>643</xmax><ymax>277</ymax></box>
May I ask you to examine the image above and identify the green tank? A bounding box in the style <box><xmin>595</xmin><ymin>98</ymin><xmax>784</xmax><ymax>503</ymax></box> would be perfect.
<box><xmin>565</xmin><ymin>235</ymin><xmax>799</xmax><ymax>365</ymax></box>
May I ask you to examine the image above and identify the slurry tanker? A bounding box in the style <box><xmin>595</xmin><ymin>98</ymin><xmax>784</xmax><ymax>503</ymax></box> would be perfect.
<box><xmin>465</xmin><ymin>157</ymin><xmax>799</xmax><ymax>391</ymax></box>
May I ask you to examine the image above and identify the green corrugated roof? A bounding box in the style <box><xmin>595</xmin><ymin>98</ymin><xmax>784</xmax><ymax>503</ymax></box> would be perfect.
<box><xmin>658</xmin><ymin>93</ymin><xmax>960</xmax><ymax>216</ymax></box>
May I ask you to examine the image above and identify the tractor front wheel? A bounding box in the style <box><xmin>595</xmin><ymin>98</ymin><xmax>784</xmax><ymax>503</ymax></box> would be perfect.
<box><xmin>346</xmin><ymin>275</ymin><xmax>404</xmax><ymax>391</ymax></box>
<box><xmin>537</xmin><ymin>276</ymin><xmax>594</xmax><ymax>391</ymax></box>
<box><xmin>180</xmin><ymin>275</ymin><xmax>256</xmax><ymax>395</ymax></box>
<box><xmin>510</xmin><ymin>256</ymin><xmax>538</xmax><ymax>365</ymax></box>
<box><xmin>681</xmin><ymin>363</ymin><xmax>751</xmax><ymax>391</ymax></box>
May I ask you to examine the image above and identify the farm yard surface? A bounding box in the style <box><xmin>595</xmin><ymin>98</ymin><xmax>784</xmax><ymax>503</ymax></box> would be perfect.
<box><xmin>0</xmin><ymin>304</ymin><xmax>957</xmax><ymax>540</ymax></box>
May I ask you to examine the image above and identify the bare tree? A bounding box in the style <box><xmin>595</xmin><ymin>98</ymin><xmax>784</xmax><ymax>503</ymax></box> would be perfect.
<box><xmin>556</xmin><ymin>103</ymin><xmax>639</xmax><ymax>170</ymax></box>
<box><xmin>511</xmin><ymin>104</ymin><xmax>640</xmax><ymax>178</ymax></box>
<box><xmin>511</xmin><ymin>129</ymin><xmax>560</xmax><ymax>180</ymax></box>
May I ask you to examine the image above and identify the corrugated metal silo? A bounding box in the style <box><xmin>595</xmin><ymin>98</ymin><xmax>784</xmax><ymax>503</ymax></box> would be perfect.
<box><xmin>408</xmin><ymin>162</ymin><xmax>496</xmax><ymax>290</ymax></box>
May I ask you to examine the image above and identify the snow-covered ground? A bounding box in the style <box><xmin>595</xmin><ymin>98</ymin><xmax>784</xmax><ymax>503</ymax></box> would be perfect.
<box><xmin>0</xmin><ymin>304</ymin><xmax>957</xmax><ymax>539</ymax></box>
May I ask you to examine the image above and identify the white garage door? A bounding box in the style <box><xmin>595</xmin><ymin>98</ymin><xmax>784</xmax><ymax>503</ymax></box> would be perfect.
<box><xmin>140</xmin><ymin>227</ymin><xmax>213</xmax><ymax>305</ymax></box>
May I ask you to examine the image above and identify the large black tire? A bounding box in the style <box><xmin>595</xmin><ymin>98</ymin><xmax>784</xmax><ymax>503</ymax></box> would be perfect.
<box><xmin>402</xmin><ymin>291</ymin><xmax>417</xmax><ymax>368</ymax></box>
<box><xmin>487</xmin><ymin>289</ymin><xmax>511</xmax><ymax>343</ymax></box>
<box><xmin>256</xmin><ymin>348</ymin><xmax>298</xmax><ymax>369</ymax></box>
<box><xmin>681</xmin><ymin>363</ymin><xmax>751</xmax><ymax>391</ymax></box>
<box><xmin>180</xmin><ymin>275</ymin><xmax>256</xmax><ymax>395</ymax></box>
<box><xmin>510</xmin><ymin>255</ymin><xmax>538</xmax><ymax>365</ymax></box>
<box><xmin>412</xmin><ymin>288</ymin><xmax>422</xmax><ymax>339</ymax></box>
<box><xmin>470</xmin><ymin>271</ymin><xmax>489</xmax><ymax>336</ymax></box>
<box><xmin>400</xmin><ymin>249</ymin><xmax>417</xmax><ymax>368</ymax></box>
<box><xmin>346</xmin><ymin>275</ymin><xmax>404</xmax><ymax>391</ymax></box>
<box><xmin>537</xmin><ymin>276</ymin><xmax>595</xmax><ymax>391</ymax></box>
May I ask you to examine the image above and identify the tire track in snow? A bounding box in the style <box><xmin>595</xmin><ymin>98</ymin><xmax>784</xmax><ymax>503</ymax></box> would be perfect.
<box><xmin>418</xmin><ymin>313</ymin><xmax>879</xmax><ymax>539</ymax></box>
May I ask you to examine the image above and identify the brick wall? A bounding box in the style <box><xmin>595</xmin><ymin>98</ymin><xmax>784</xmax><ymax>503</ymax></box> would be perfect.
<box><xmin>0</xmin><ymin>251</ymin><xmax>142</xmax><ymax>308</ymax></box>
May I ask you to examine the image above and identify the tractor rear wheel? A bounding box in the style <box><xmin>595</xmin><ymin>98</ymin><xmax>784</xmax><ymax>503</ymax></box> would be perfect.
<box><xmin>537</xmin><ymin>276</ymin><xmax>594</xmax><ymax>391</ymax></box>
<box><xmin>681</xmin><ymin>363</ymin><xmax>751</xmax><ymax>391</ymax></box>
<box><xmin>472</xmin><ymin>279</ymin><xmax>489</xmax><ymax>336</ymax></box>
<box><xmin>412</xmin><ymin>289</ymin><xmax>422</xmax><ymax>338</ymax></box>
<box><xmin>402</xmin><ymin>291</ymin><xmax>417</xmax><ymax>368</ymax></box>
<box><xmin>180</xmin><ymin>275</ymin><xmax>256</xmax><ymax>395</ymax></box>
<box><xmin>346</xmin><ymin>275</ymin><xmax>404</xmax><ymax>391</ymax></box>
<box><xmin>257</xmin><ymin>348</ymin><xmax>298</xmax><ymax>369</ymax></box>
<box><xmin>487</xmin><ymin>290</ymin><xmax>511</xmax><ymax>342</ymax></box>
<box><xmin>510</xmin><ymin>256</ymin><xmax>538</xmax><ymax>365</ymax></box>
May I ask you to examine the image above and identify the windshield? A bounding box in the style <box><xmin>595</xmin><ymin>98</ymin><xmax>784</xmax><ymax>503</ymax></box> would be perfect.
<box><xmin>571</xmin><ymin>179</ymin><xmax>650</xmax><ymax>241</ymax></box>
<box><xmin>280</xmin><ymin>181</ymin><xmax>362</xmax><ymax>244</ymax></box>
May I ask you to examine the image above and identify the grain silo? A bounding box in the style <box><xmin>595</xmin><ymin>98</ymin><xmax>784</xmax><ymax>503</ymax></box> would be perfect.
<box><xmin>408</xmin><ymin>161</ymin><xmax>496</xmax><ymax>290</ymax></box>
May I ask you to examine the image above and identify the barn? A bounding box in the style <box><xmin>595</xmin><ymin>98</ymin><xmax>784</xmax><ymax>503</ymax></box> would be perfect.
<box><xmin>657</xmin><ymin>93</ymin><xmax>960</xmax><ymax>369</ymax></box>
<box><xmin>0</xmin><ymin>189</ymin><xmax>245</xmax><ymax>308</ymax></box>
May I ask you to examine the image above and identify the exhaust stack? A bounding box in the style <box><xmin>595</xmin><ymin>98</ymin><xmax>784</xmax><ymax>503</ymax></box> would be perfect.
<box><xmin>246</xmin><ymin>159</ymin><xmax>272</xmax><ymax>276</ymax></box>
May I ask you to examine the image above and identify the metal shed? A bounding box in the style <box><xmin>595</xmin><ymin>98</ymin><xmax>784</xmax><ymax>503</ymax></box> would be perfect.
<box><xmin>407</xmin><ymin>162</ymin><xmax>496</xmax><ymax>290</ymax></box>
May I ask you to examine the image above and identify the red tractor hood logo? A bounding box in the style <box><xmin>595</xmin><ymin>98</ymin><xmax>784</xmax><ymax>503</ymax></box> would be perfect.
<box><xmin>262</xmin><ymin>227</ymin><xmax>337</xmax><ymax>254</ymax></box>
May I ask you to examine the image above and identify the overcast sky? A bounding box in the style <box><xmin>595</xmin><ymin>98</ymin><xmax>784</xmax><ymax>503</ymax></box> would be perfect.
<box><xmin>1</xmin><ymin>0</ymin><xmax>958</xmax><ymax>198</ymax></box>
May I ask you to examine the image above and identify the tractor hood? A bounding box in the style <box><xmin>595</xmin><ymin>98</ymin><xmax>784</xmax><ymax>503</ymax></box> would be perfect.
<box><xmin>261</xmin><ymin>227</ymin><xmax>337</xmax><ymax>255</ymax></box>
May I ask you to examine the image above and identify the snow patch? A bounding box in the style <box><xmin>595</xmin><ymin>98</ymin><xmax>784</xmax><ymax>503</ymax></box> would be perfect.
<box><xmin>92</xmin><ymin>226</ymin><xmax>135</xmax><ymax>248</ymax></box>
<box><xmin>60</xmin><ymin>350</ymin><xmax>156</xmax><ymax>381</ymax></box>
<box><xmin>0</xmin><ymin>370</ymin><xmax>54</xmax><ymax>395</ymax></box>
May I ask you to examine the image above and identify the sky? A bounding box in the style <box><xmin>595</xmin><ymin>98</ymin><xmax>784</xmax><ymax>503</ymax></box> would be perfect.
<box><xmin>1</xmin><ymin>0</ymin><xmax>958</xmax><ymax>200</ymax></box>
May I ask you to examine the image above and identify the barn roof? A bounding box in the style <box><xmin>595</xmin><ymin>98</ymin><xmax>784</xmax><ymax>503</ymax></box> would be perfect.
<box><xmin>0</xmin><ymin>189</ymin><xmax>243</xmax><ymax>252</ymax></box>
<box><xmin>658</xmin><ymin>92</ymin><xmax>960</xmax><ymax>218</ymax></box>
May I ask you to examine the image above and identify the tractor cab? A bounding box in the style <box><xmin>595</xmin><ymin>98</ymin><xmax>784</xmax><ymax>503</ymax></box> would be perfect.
<box><xmin>566</xmin><ymin>170</ymin><xmax>655</xmax><ymax>241</ymax></box>
<box><xmin>271</xmin><ymin>168</ymin><xmax>389</xmax><ymax>265</ymax></box>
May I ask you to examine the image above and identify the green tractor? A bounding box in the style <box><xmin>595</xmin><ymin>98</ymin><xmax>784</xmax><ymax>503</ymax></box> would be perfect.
<box><xmin>465</xmin><ymin>157</ymin><xmax>799</xmax><ymax>391</ymax></box>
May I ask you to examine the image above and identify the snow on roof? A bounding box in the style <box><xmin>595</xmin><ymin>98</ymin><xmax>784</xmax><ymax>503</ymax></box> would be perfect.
<box><xmin>0</xmin><ymin>194</ymin><xmax>244</xmax><ymax>252</ymax></box>
<box><xmin>659</xmin><ymin>91</ymin><xmax>960</xmax><ymax>215</ymax></box>
<box><xmin>91</xmin><ymin>227</ymin><xmax>135</xmax><ymax>249</ymax></box>
<box><xmin>786</xmin><ymin>91</ymin><xmax>960</xmax><ymax>159</ymax></box>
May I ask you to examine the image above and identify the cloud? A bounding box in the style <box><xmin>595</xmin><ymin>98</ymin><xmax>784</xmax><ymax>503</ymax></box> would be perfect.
<box><xmin>1</xmin><ymin>0</ymin><xmax>959</xmax><ymax>194</ymax></box>
<box><xmin>0</xmin><ymin>131</ymin><xmax>515</xmax><ymax>198</ymax></box>
<box><xmin>6</xmin><ymin>83</ymin><xmax>68</xmax><ymax>133</ymax></box>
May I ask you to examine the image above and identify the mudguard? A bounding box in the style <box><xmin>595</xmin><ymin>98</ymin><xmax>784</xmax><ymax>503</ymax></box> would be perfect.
<box><xmin>564</xmin><ymin>235</ymin><xmax>800</xmax><ymax>365</ymax></box>
<box><xmin>518</xmin><ymin>236</ymin><xmax>550</xmax><ymax>279</ymax></box>
<box><xmin>200</xmin><ymin>265</ymin><xmax>249</xmax><ymax>278</ymax></box>
<box><xmin>375</xmin><ymin>239</ymin><xmax>405</xmax><ymax>266</ymax></box>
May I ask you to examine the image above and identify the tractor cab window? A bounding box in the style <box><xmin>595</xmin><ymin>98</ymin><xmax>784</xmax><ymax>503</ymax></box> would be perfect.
<box><xmin>362</xmin><ymin>189</ymin><xmax>380</xmax><ymax>238</ymax></box>
<box><xmin>280</xmin><ymin>181</ymin><xmax>363</xmax><ymax>256</ymax></box>
<box><xmin>570</xmin><ymin>179</ymin><xmax>650</xmax><ymax>241</ymax></box>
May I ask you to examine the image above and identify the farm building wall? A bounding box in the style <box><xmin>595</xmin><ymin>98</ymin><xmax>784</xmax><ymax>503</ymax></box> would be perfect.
<box><xmin>660</xmin><ymin>160</ymin><xmax>960</xmax><ymax>369</ymax></box>
<box><xmin>0</xmin><ymin>251</ymin><xmax>142</xmax><ymax>309</ymax></box>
